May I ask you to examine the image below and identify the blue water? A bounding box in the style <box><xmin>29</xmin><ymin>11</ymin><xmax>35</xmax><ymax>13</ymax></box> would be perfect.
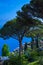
<box><xmin>0</xmin><ymin>37</ymin><xmax>32</xmax><ymax>56</ymax></box>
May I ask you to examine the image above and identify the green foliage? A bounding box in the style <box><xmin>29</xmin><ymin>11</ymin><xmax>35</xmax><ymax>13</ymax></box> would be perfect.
<box><xmin>39</xmin><ymin>56</ymin><xmax>43</xmax><ymax>65</ymax></box>
<box><xmin>2</xmin><ymin>44</ymin><xmax>9</xmax><ymax>56</ymax></box>
<box><xmin>39</xmin><ymin>50</ymin><xmax>43</xmax><ymax>56</ymax></box>
<box><xmin>30</xmin><ymin>50</ymin><xmax>39</xmax><ymax>60</ymax></box>
<box><xmin>8</xmin><ymin>54</ymin><xmax>28</xmax><ymax>65</ymax></box>
<box><xmin>24</xmin><ymin>48</ymin><xmax>40</xmax><ymax>62</ymax></box>
<box><xmin>0</xmin><ymin>0</ymin><xmax>43</xmax><ymax>65</ymax></box>
<box><xmin>0</xmin><ymin>0</ymin><xmax>41</xmax><ymax>57</ymax></box>
<box><xmin>3</xmin><ymin>48</ymin><xmax>43</xmax><ymax>65</ymax></box>
<box><xmin>3</xmin><ymin>60</ymin><xmax>9</xmax><ymax>65</ymax></box>
<box><xmin>30</xmin><ymin>0</ymin><xmax>43</xmax><ymax>18</ymax></box>
<box><xmin>28</xmin><ymin>60</ymin><xmax>39</xmax><ymax>65</ymax></box>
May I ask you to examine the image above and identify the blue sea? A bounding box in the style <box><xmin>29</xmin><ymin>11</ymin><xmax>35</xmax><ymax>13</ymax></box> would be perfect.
<box><xmin>0</xmin><ymin>37</ymin><xmax>32</xmax><ymax>56</ymax></box>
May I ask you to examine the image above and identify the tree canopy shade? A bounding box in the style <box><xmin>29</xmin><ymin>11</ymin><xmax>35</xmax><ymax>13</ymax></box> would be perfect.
<box><xmin>30</xmin><ymin>0</ymin><xmax>43</xmax><ymax>18</ymax></box>
<box><xmin>26</xmin><ymin>26</ymin><xmax>43</xmax><ymax>49</ymax></box>
<box><xmin>0</xmin><ymin>1</ymin><xmax>42</xmax><ymax>56</ymax></box>
<box><xmin>22</xmin><ymin>0</ymin><xmax>43</xmax><ymax>19</ymax></box>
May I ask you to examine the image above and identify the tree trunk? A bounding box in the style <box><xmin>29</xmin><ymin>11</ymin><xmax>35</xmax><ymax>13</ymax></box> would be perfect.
<box><xmin>36</xmin><ymin>36</ymin><xmax>39</xmax><ymax>48</ymax></box>
<box><xmin>19</xmin><ymin>39</ymin><xmax>23</xmax><ymax>57</ymax></box>
<box><xmin>31</xmin><ymin>37</ymin><xmax>34</xmax><ymax>49</ymax></box>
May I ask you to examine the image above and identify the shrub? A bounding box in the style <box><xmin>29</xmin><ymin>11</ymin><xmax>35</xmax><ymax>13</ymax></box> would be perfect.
<box><xmin>39</xmin><ymin>56</ymin><xmax>43</xmax><ymax>65</ymax></box>
<box><xmin>8</xmin><ymin>54</ymin><xmax>28</xmax><ymax>65</ymax></box>
<box><xmin>3</xmin><ymin>60</ymin><xmax>9</xmax><ymax>65</ymax></box>
<box><xmin>39</xmin><ymin>50</ymin><xmax>43</xmax><ymax>56</ymax></box>
<box><xmin>24</xmin><ymin>48</ymin><xmax>39</xmax><ymax>62</ymax></box>
<box><xmin>28</xmin><ymin>60</ymin><xmax>40</xmax><ymax>65</ymax></box>
<box><xmin>2</xmin><ymin>44</ymin><xmax>10</xmax><ymax>56</ymax></box>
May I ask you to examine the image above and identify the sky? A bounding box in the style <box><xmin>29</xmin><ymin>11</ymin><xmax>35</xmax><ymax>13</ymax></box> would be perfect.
<box><xmin>0</xmin><ymin>0</ymin><xmax>30</xmax><ymax>28</ymax></box>
<box><xmin>0</xmin><ymin>0</ymin><xmax>31</xmax><ymax>55</ymax></box>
